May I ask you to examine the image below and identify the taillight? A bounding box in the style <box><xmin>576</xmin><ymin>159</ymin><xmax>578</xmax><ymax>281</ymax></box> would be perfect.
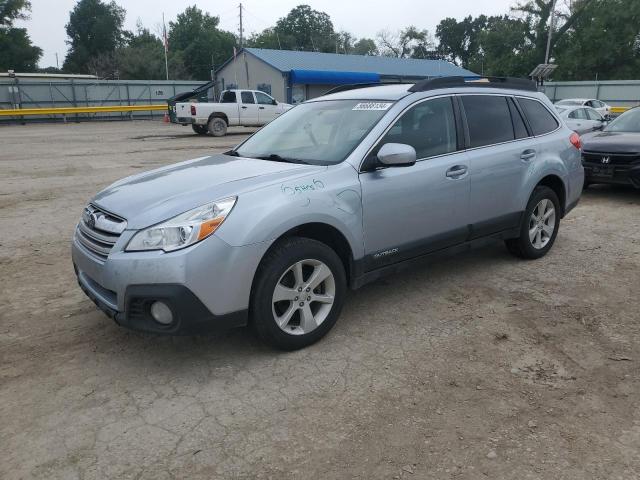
<box><xmin>190</xmin><ymin>104</ymin><xmax>196</xmax><ymax>116</ymax></box>
<box><xmin>569</xmin><ymin>132</ymin><xmax>581</xmax><ymax>150</ymax></box>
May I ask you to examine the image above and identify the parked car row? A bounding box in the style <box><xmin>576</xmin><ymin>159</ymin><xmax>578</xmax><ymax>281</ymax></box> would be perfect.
<box><xmin>172</xmin><ymin>89</ymin><xmax>292</xmax><ymax>137</ymax></box>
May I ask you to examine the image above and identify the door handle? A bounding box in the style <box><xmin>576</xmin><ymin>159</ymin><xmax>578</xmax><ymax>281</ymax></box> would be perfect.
<box><xmin>259</xmin><ymin>106</ymin><xmax>265</xmax><ymax>110</ymax></box>
<box><xmin>520</xmin><ymin>149</ymin><xmax>536</xmax><ymax>161</ymax></box>
<box><xmin>445</xmin><ymin>165</ymin><xmax>468</xmax><ymax>178</ymax></box>
<box><xmin>241</xmin><ymin>106</ymin><xmax>248</xmax><ymax>109</ymax></box>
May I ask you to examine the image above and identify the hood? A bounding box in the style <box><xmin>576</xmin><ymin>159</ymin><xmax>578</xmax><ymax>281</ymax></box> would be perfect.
<box><xmin>581</xmin><ymin>131</ymin><xmax>640</xmax><ymax>153</ymax></box>
<box><xmin>92</xmin><ymin>154</ymin><xmax>324</xmax><ymax>229</ymax></box>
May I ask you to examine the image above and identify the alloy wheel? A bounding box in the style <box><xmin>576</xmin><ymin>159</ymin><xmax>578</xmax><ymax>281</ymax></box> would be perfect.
<box><xmin>271</xmin><ymin>259</ymin><xmax>335</xmax><ymax>335</ymax></box>
<box><xmin>528</xmin><ymin>198</ymin><xmax>556</xmax><ymax>249</ymax></box>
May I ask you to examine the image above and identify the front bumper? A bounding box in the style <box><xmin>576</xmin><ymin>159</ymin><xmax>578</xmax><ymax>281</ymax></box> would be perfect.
<box><xmin>75</xmin><ymin>268</ymin><xmax>246</xmax><ymax>334</ymax></box>
<box><xmin>583</xmin><ymin>163</ymin><xmax>640</xmax><ymax>188</ymax></box>
<box><xmin>72</xmin><ymin>230</ymin><xmax>270</xmax><ymax>334</ymax></box>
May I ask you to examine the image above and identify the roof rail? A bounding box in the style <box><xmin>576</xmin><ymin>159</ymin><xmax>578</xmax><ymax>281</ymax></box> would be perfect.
<box><xmin>408</xmin><ymin>76</ymin><xmax>537</xmax><ymax>93</ymax></box>
<box><xmin>324</xmin><ymin>81</ymin><xmax>408</xmax><ymax>96</ymax></box>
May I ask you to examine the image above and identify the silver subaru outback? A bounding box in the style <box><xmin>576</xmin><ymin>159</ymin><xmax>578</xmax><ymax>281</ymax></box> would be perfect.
<box><xmin>72</xmin><ymin>77</ymin><xmax>584</xmax><ymax>350</ymax></box>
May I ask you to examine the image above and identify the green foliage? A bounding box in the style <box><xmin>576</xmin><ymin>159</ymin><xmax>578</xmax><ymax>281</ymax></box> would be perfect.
<box><xmin>168</xmin><ymin>6</ymin><xmax>235</xmax><ymax>80</ymax></box>
<box><xmin>377</xmin><ymin>26</ymin><xmax>436</xmax><ymax>58</ymax></box>
<box><xmin>353</xmin><ymin>38</ymin><xmax>378</xmax><ymax>56</ymax></box>
<box><xmin>0</xmin><ymin>0</ymin><xmax>30</xmax><ymax>26</ymax></box>
<box><xmin>0</xmin><ymin>26</ymin><xmax>41</xmax><ymax>71</ymax></box>
<box><xmin>0</xmin><ymin>0</ymin><xmax>41</xmax><ymax>71</ymax></box>
<box><xmin>554</xmin><ymin>0</ymin><xmax>640</xmax><ymax>79</ymax></box>
<box><xmin>63</xmin><ymin>0</ymin><xmax>126</xmax><ymax>73</ymax></box>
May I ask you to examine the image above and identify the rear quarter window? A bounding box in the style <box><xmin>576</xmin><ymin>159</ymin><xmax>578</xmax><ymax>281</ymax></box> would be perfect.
<box><xmin>519</xmin><ymin>98</ymin><xmax>559</xmax><ymax>136</ymax></box>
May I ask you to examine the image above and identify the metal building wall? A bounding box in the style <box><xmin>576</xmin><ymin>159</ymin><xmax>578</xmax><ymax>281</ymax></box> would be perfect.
<box><xmin>542</xmin><ymin>80</ymin><xmax>640</xmax><ymax>108</ymax></box>
<box><xmin>0</xmin><ymin>79</ymin><xmax>204</xmax><ymax>122</ymax></box>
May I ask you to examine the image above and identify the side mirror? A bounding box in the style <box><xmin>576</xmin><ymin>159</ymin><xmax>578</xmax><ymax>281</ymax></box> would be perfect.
<box><xmin>272</xmin><ymin>99</ymin><xmax>278</xmax><ymax>105</ymax></box>
<box><xmin>377</xmin><ymin>143</ymin><xmax>416</xmax><ymax>167</ymax></box>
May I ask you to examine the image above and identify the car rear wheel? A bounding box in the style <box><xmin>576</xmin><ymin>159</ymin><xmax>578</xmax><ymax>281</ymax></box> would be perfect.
<box><xmin>250</xmin><ymin>237</ymin><xmax>346</xmax><ymax>350</ymax></box>
<box><xmin>207</xmin><ymin>117</ymin><xmax>227</xmax><ymax>137</ymax></box>
<box><xmin>506</xmin><ymin>186</ymin><xmax>560</xmax><ymax>259</ymax></box>
<box><xmin>191</xmin><ymin>124</ymin><xmax>208</xmax><ymax>135</ymax></box>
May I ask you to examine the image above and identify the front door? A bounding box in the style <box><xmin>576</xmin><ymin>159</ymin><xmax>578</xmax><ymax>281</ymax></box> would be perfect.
<box><xmin>255</xmin><ymin>91</ymin><xmax>280</xmax><ymax>124</ymax></box>
<box><xmin>239</xmin><ymin>91</ymin><xmax>259</xmax><ymax>125</ymax></box>
<box><xmin>359</xmin><ymin>96</ymin><xmax>470</xmax><ymax>271</ymax></box>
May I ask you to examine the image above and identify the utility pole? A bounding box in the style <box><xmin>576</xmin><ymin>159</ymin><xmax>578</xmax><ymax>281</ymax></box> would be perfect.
<box><xmin>239</xmin><ymin>3</ymin><xmax>244</xmax><ymax>48</ymax></box>
<box><xmin>544</xmin><ymin>0</ymin><xmax>558</xmax><ymax>64</ymax></box>
<box><xmin>55</xmin><ymin>53</ymin><xmax>59</xmax><ymax>69</ymax></box>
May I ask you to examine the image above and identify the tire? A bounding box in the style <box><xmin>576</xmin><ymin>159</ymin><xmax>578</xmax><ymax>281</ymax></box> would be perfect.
<box><xmin>250</xmin><ymin>237</ymin><xmax>347</xmax><ymax>350</ymax></box>
<box><xmin>207</xmin><ymin>117</ymin><xmax>227</xmax><ymax>137</ymax></box>
<box><xmin>505</xmin><ymin>186</ymin><xmax>561</xmax><ymax>260</ymax></box>
<box><xmin>191</xmin><ymin>124</ymin><xmax>208</xmax><ymax>135</ymax></box>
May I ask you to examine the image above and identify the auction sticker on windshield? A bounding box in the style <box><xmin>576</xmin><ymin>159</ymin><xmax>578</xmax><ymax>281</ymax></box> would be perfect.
<box><xmin>352</xmin><ymin>102</ymin><xmax>393</xmax><ymax>111</ymax></box>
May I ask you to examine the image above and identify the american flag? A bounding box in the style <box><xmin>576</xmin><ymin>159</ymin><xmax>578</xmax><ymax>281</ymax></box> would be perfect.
<box><xmin>163</xmin><ymin>23</ymin><xmax>169</xmax><ymax>52</ymax></box>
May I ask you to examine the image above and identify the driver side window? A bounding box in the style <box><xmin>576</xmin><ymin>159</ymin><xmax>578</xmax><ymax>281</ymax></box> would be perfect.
<box><xmin>378</xmin><ymin>97</ymin><xmax>457</xmax><ymax>160</ymax></box>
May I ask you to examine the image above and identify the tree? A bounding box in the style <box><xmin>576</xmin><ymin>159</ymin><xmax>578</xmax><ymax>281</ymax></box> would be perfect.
<box><xmin>353</xmin><ymin>38</ymin><xmax>378</xmax><ymax>56</ymax></box>
<box><xmin>0</xmin><ymin>0</ymin><xmax>41</xmax><ymax>71</ymax></box>
<box><xmin>377</xmin><ymin>26</ymin><xmax>436</xmax><ymax>58</ymax></box>
<box><xmin>436</xmin><ymin>16</ymin><xmax>487</xmax><ymax>68</ymax></box>
<box><xmin>513</xmin><ymin>0</ymin><xmax>595</xmax><ymax>64</ymax></box>
<box><xmin>249</xmin><ymin>5</ymin><xmax>336</xmax><ymax>52</ymax></box>
<box><xmin>554</xmin><ymin>0</ymin><xmax>640</xmax><ymax>79</ymax></box>
<box><xmin>63</xmin><ymin>0</ymin><xmax>126</xmax><ymax>73</ymax></box>
<box><xmin>168</xmin><ymin>6</ymin><xmax>235</xmax><ymax>80</ymax></box>
<box><xmin>0</xmin><ymin>0</ymin><xmax>30</xmax><ymax>26</ymax></box>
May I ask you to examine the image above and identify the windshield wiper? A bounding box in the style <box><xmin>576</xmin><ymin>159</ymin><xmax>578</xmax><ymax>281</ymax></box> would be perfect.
<box><xmin>225</xmin><ymin>150</ymin><xmax>240</xmax><ymax>156</ymax></box>
<box><xmin>254</xmin><ymin>154</ymin><xmax>309</xmax><ymax>164</ymax></box>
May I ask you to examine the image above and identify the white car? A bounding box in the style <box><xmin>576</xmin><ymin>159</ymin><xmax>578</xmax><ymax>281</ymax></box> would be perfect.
<box><xmin>555</xmin><ymin>98</ymin><xmax>611</xmax><ymax>118</ymax></box>
<box><xmin>176</xmin><ymin>89</ymin><xmax>292</xmax><ymax>137</ymax></box>
<box><xmin>555</xmin><ymin>105</ymin><xmax>607</xmax><ymax>135</ymax></box>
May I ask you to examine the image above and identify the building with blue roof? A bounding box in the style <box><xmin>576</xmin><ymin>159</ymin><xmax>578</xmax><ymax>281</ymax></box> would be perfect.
<box><xmin>215</xmin><ymin>47</ymin><xmax>477</xmax><ymax>104</ymax></box>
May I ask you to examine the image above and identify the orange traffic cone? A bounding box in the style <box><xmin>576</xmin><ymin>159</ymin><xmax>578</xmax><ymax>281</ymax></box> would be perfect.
<box><xmin>163</xmin><ymin>112</ymin><xmax>169</xmax><ymax>123</ymax></box>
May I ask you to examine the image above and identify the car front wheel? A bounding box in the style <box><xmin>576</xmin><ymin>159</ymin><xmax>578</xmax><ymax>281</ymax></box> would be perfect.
<box><xmin>250</xmin><ymin>237</ymin><xmax>346</xmax><ymax>350</ymax></box>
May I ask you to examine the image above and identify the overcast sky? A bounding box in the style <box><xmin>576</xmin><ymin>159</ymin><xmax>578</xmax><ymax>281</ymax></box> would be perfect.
<box><xmin>18</xmin><ymin>0</ymin><xmax>517</xmax><ymax>68</ymax></box>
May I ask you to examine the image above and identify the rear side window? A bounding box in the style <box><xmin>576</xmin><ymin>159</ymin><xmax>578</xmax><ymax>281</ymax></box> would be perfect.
<box><xmin>519</xmin><ymin>98</ymin><xmax>559</xmax><ymax>135</ymax></box>
<box><xmin>241</xmin><ymin>91</ymin><xmax>255</xmax><ymax>104</ymax></box>
<box><xmin>221</xmin><ymin>91</ymin><xmax>236</xmax><ymax>103</ymax></box>
<box><xmin>461</xmin><ymin>95</ymin><xmax>514</xmax><ymax>148</ymax></box>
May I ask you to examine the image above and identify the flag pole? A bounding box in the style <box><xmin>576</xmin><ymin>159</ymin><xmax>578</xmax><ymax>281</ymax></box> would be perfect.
<box><xmin>162</xmin><ymin>13</ymin><xmax>169</xmax><ymax>80</ymax></box>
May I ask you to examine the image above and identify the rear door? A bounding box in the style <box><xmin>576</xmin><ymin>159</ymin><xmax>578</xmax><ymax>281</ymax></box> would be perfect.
<box><xmin>359</xmin><ymin>96</ymin><xmax>471</xmax><ymax>270</ymax></box>
<box><xmin>239</xmin><ymin>91</ymin><xmax>259</xmax><ymax>125</ymax></box>
<box><xmin>461</xmin><ymin>94</ymin><xmax>532</xmax><ymax>237</ymax></box>
<box><xmin>255</xmin><ymin>91</ymin><xmax>280</xmax><ymax>124</ymax></box>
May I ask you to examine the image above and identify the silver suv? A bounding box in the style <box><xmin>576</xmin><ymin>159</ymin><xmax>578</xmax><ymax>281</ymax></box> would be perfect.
<box><xmin>72</xmin><ymin>77</ymin><xmax>584</xmax><ymax>350</ymax></box>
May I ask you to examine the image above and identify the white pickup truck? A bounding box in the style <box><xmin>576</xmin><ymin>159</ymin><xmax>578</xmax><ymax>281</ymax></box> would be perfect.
<box><xmin>175</xmin><ymin>89</ymin><xmax>292</xmax><ymax>137</ymax></box>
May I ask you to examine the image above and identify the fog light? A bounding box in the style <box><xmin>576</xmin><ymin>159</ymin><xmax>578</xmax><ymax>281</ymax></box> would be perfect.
<box><xmin>150</xmin><ymin>301</ymin><xmax>173</xmax><ymax>325</ymax></box>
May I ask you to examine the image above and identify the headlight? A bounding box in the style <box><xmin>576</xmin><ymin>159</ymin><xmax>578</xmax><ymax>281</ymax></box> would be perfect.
<box><xmin>126</xmin><ymin>197</ymin><xmax>236</xmax><ymax>252</ymax></box>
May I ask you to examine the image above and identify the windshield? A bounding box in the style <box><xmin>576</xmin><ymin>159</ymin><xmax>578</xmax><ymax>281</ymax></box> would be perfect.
<box><xmin>233</xmin><ymin>99</ymin><xmax>394</xmax><ymax>165</ymax></box>
<box><xmin>605</xmin><ymin>108</ymin><xmax>640</xmax><ymax>133</ymax></box>
<box><xmin>557</xmin><ymin>100</ymin><xmax>582</xmax><ymax>106</ymax></box>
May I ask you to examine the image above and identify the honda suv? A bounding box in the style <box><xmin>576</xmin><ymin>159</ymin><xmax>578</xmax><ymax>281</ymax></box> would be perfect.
<box><xmin>72</xmin><ymin>77</ymin><xmax>584</xmax><ymax>350</ymax></box>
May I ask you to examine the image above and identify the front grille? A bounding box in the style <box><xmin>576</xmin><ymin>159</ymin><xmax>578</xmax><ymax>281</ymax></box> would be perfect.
<box><xmin>582</xmin><ymin>151</ymin><xmax>640</xmax><ymax>166</ymax></box>
<box><xmin>75</xmin><ymin>205</ymin><xmax>126</xmax><ymax>261</ymax></box>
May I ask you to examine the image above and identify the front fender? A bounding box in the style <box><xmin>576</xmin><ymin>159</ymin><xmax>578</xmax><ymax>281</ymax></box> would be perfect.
<box><xmin>215</xmin><ymin>163</ymin><xmax>365</xmax><ymax>260</ymax></box>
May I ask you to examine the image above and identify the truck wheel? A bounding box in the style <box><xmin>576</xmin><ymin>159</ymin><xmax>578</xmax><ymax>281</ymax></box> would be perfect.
<box><xmin>505</xmin><ymin>186</ymin><xmax>561</xmax><ymax>260</ymax></box>
<box><xmin>250</xmin><ymin>237</ymin><xmax>346</xmax><ymax>350</ymax></box>
<box><xmin>207</xmin><ymin>117</ymin><xmax>227</xmax><ymax>137</ymax></box>
<box><xmin>191</xmin><ymin>124</ymin><xmax>208</xmax><ymax>135</ymax></box>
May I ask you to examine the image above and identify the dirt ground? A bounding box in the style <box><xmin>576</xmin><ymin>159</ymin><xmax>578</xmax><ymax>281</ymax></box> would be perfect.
<box><xmin>0</xmin><ymin>120</ymin><xmax>639</xmax><ymax>480</ymax></box>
